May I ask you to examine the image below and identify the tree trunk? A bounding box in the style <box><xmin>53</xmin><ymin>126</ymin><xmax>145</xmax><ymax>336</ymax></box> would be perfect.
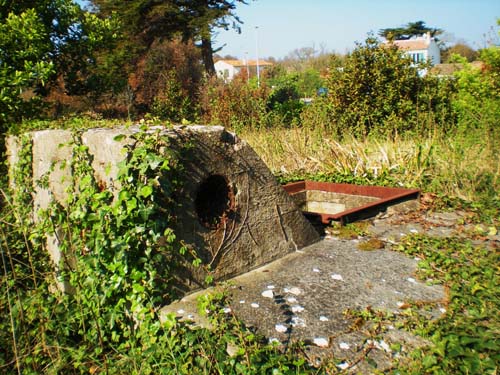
<box><xmin>201</xmin><ymin>34</ymin><xmax>216</xmax><ymax>76</ymax></box>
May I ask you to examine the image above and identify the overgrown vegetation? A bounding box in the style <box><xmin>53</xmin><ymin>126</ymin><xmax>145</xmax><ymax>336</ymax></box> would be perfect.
<box><xmin>1</xmin><ymin>2</ymin><xmax>499</xmax><ymax>372</ymax></box>
<box><xmin>0</xmin><ymin>128</ymin><xmax>320</xmax><ymax>374</ymax></box>
<box><xmin>392</xmin><ymin>235</ymin><xmax>499</xmax><ymax>374</ymax></box>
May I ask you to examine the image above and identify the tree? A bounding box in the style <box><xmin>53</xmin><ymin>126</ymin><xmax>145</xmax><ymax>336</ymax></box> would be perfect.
<box><xmin>91</xmin><ymin>0</ymin><xmax>248</xmax><ymax>75</ymax></box>
<box><xmin>442</xmin><ymin>42</ymin><xmax>478</xmax><ymax>62</ymax></box>
<box><xmin>0</xmin><ymin>0</ymin><xmax>117</xmax><ymax>127</ymax></box>
<box><xmin>379</xmin><ymin>21</ymin><xmax>442</xmax><ymax>41</ymax></box>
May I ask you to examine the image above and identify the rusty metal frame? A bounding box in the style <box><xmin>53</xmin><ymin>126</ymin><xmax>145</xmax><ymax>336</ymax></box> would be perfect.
<box><xmin>283</xmin><ymin>181</ymin><xmax>420</xmax><ymax>224</ymax></box>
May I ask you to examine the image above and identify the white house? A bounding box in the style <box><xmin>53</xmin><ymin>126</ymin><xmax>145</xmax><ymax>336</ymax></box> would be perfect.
<box><xmin>387</xmin><ymin>33</ymin><xmax>441</xmax><ymax>66</ymax></box>
<box><xmin>214</xmin><ymin>59</ymin><xmax>273</xmax><ymax>82</ymax></box>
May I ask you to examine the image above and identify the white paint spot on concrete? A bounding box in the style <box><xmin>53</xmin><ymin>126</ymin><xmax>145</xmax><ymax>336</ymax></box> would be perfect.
<box><xmin>331</xmin><ymin>274</ymin><xmax>343</xmax><ymax>281</ymax></box>
<box><xmin>339</xmin><ymin>342</ymin><xmax>350</xmax><ymax>350</ymax></box>
<box><xmin>313</xmin><ymin>337</ymin><xmax>329</xmax><ymax>347</ymax></box>
<box><xmin>337</xmin><ymin>362</ymin><xmax>349</xmax><ymax>370</ymax></box>
<box><xmin>285</xmin><ymin>287</ymin><xmax>302</xmax><ymax>295</ymax></box>
<box><xmin>291</xmin><ymin>305</ymin><xmax>304</xmax><ymax>313</ymax></box>
<box><xmin>377</xmin><ymin>340</ymin><xmax>391</xmax><ymax>352</ymax></box>
<box><xmin>319</xmin><ymin>315</ymin><xmax>329</xmax><ymax>322</ymax></box>
<box><xmin>291</xmin><ymin>316</ymin><xmax>306</xmax><ymax>327</ymax></box>
<box><xmin>251</xmin><ymin>303</ymin><xmax>259</xmax><ymax>308</ymax></box>
<box><xmin>261</xmin><ymin>290</ymin><xmax>274</xmax><ymax>298</ymax></box>
<box><xmin>275</xmin><ymin>324</ymin><xmax>288</xmax><ymax>333</ymax></box>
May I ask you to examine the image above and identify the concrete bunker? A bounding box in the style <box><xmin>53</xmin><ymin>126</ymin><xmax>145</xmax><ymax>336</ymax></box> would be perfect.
<box><xmin>7</xmin><ymin>125</ymin><xmax>320</xmax><ymax>294</ymax></box>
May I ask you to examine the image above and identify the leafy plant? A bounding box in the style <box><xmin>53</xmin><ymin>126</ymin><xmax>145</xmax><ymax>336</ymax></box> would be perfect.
<box><xmin>1</xmin><ymin>127</ymin><xmax>325</xmax><ymax>374</ymax></box>
<box><xmin>393</xmin><ymin>235</ymin><xmax>500</xmax><ymax>374</ymax></box>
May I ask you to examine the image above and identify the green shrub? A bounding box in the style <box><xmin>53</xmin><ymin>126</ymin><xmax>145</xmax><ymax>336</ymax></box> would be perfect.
<box><xmin>325</xmin><ymin>35</ymin><xmax>455</xmax><ymax>138</ymax></box>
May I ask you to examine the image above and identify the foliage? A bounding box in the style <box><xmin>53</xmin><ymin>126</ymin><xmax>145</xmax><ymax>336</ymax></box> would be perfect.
<box><xmin>0</xmin><ymin>0</ymin><xmax>118</xmax><ymax>127</ymax></box>
<box><xmin>441</xmin><ymin>43</ymin><xmax>478</xmax><ymax>63</ymax></box>
<box><xmin>393</xmin><ymin>235</ymin><xmax>499</xmax><ymax>374</ymax></box>
<box><xmin>379</xmin><ymin>20</ymin><xmax>442</xmax><ymax>40</ymax></box>
<box><xmin>0</xmin><ymin>9</ymin><xmax>54</xmax><ymax>126</ymax></box>
<box><xmin>266</xmin><ymin>73</ymin><xmax>304</xmax><ymax>126</ymax></box>
<box><xmin>0</xmin><ymin>127</ymin><xmax>324</xmax><ymax>373</ymax></box>
<box><xmin>324</xmin><ymin>35</ymin><xmax>454</xmax><ymax>138</ymax></box>
<box><xmin>133</xmin><ymin>39</ymin><xmax>203</xmax><ymax>121</ymax></box>
<box><xmin>200</xmin><ymin>76</ymin><xmax>269</xmax><ymax>131</ymax></box>
<box><xmin>91</xmin><ymin>0</ymin><xmax>248</xmax><ymax>75</ymax></box>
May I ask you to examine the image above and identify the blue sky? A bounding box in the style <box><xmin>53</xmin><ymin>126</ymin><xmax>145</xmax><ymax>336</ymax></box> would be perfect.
<box><xmin>214</xmin><ymin>0</ymin><xmax>500</xmax><ymax>59</ymax></box>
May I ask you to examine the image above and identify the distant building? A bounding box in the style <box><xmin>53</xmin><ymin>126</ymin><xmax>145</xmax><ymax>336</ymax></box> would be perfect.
<box><xmin>386</xmin><ymin>32</ymin><xmax>441</xmax><ymax>67</ymax></box>
<box><xmin>214</xmin><ymin>59</ymin><xmax>273</xmax><ymax>82</ymax></box>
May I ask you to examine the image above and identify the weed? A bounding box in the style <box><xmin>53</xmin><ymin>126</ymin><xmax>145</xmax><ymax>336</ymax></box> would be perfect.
<box><xmin>330</xmin><ymin>221</ymin><xmax>370</xmax><ymax>239</ymax></box>
<box><xmin>357</xmin><ymin>238</ymin><xmax>385</xmax><ymax>251</ymax></box>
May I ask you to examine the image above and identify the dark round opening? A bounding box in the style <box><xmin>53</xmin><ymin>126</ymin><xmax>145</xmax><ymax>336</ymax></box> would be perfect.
<box><xmin>195</xmin><ymin>174</ymin><xmax>234</xmax><ymax>229</ymax></box>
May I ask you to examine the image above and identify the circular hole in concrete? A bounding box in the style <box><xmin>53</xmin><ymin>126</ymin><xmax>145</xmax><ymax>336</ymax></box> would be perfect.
<box><xmin>195</xmin><ymin>174</ymin><xmax>234</xmax><ymax>229</ymax></box>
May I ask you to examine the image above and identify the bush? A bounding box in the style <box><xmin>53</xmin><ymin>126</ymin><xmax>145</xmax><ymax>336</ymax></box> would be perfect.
<box><xmin>325</xmin><ymin>35</ymin><xmax>454</xmax><ymax>138</ymax></box>
<box><xmin>200</xmin><ymin>76</ymin><xmax>269</xmax><ymax>131</ymax></box>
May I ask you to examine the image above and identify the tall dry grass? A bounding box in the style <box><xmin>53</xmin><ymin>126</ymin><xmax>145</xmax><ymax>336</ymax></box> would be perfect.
<box><xmin>240</xmin><ymin>126</ymin><xmax>499</xmax><ymax>201</ymax></box>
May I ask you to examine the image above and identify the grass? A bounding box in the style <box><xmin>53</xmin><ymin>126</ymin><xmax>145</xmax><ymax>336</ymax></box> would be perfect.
<box><xmin>240</xmin><ymin>126</ymin><xmax>499</xmax><ymax>203</ymax></box>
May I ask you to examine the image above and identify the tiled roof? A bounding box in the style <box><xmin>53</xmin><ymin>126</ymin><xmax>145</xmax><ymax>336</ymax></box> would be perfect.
<box><xmin>389</xmin><ymin>39</ymin><xmax>429</xmax><ymax>51</ymax></box>
<box><xmin>217</xmin><ymin>59</ymin><xmax>273</xmax><ymax>67</ymax></box>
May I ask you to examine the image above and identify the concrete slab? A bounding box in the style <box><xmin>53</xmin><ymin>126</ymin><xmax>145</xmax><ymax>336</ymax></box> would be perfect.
<box><xmin>161</xmin><ymin>234</ymin><xmax>445</xmax><ymax>372</ymax></box>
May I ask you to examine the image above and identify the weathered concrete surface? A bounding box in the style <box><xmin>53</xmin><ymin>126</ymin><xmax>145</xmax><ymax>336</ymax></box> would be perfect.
<box><xmin>161</xmin><ymin>208</ymin><xmax>498</xmax><ymax>372</ymax></box>
<box><xmin>291</xmin><ymin>191</ymin><xmax>379</xmax><ymax>215</ymax></box>
<box><xmin>167</xmin><ymin>127</ymin><xmax>320</xmax><ymax>291</ymax></box>
<box><xmin>160</xmin><ymin>210</ymin><xmax>461</xmax><ymax>373</ymax></box>
<box><xmin>7</xmin><ymin>125</ymin><xmax>319</xmax><ymax>292</ymax></box>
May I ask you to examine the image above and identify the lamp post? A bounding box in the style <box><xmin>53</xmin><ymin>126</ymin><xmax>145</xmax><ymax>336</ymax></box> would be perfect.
<box><xmin>255</xmin><ymin>26</ymin><xmax>260</xmax><ymax>87</ymax></box>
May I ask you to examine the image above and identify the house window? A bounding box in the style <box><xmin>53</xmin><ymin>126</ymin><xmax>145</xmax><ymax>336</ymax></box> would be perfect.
<box><xmin>411</xmin><ymin>53</ymin><xmax>425</xmax><ymax>63</ymax></box>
